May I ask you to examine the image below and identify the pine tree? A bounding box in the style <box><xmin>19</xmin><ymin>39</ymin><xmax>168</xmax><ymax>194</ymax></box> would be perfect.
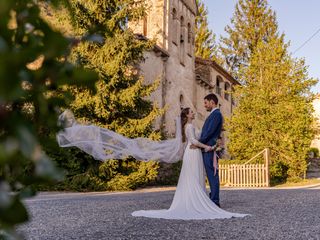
<box><xmin>222</xmin><ymin>0</ymin><xmax>318</xmax><ymax>182</ymax></box>
<box><xmin>44</xmin><ymin>0</ymin><xmax>164</xmax><ymax>190</ymax></box>
<box><xmin>220</xmin><ymin>0</ymin><xmax>279</xmax><ymax>82</ymax></box>
<box><xmin>227</xmin><ymin>37</ymin><xmax>317</xmax><ymax>182</ymax></box>
<box><xmin>195</xmin><ymin>0</ymin><xmax>222</xmax><ymax>64</ymax></box>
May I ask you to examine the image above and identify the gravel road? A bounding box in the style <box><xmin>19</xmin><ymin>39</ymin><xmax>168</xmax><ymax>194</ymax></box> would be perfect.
<box><xmin>18</xmin><ymin>187</ymin><xmax>320</xmax><ymax>240</ymax></box>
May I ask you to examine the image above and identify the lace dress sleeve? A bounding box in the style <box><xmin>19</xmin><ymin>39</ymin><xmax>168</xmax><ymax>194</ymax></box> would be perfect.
<box><xmin>185</xmin><ymin>124</ymin><xmax>208</xmax><ymax>149</ymax></box>
<box><xmin>195</xmin><ymin>128</ymin><xmax>201</xmax><ymax>140</ymax></box>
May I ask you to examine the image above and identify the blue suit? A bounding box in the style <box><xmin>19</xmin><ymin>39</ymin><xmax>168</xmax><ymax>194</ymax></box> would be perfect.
<box><xmin>199</xmin><ymin>109</ymin><xmax>223</xmax><ymax>205</ymax></box>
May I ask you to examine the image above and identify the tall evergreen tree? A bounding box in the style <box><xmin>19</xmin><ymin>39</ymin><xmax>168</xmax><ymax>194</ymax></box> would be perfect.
<box><xmin>195</xmin><ymin>0</ymin><xmax>222</xmax><ymax>64</ymax></box>
<box><xmin>227</xmin><ymin>37</ymin><xmax>317</xmax><ymax>182</ymax></box>
<box><xmin>220</xmin><ymin>0</ymin><xmax>279</xmax><ymax>82</ymax></box>
<box><xmin>222</xmin><ymin>0</ymin><xmax>318</xmax><ymax>182</ymax></box>
<box><xmin>44</xmin><ymin>0</ymin><xmax>164</xmax><ymax>190</ymax></box>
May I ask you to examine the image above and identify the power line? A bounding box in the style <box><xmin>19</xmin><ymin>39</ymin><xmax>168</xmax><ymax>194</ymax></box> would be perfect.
<box><xmin>293</xmin><ymin>26</ymin><xmax>320</xmax><ymax>54</ymax></box>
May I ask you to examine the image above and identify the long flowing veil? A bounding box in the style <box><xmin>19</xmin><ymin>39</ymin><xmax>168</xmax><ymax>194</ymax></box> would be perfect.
<box><xmin>56</xmin><ymin>110</ymin><xmax>185</xmax><ymax>163</ymax></box>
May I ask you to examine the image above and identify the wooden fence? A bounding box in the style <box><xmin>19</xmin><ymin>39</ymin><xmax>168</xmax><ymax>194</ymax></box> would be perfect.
<box><xmin>218</xmin><ymin>148</ymin><xmax>270</xmax><ymax>187</ymax></box>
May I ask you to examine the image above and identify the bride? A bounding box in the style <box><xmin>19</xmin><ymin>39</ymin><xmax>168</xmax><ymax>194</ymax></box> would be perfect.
<box><xmin>132</xmin><ymin>108</ymin><xmax>248</xmax><ymax>219</ymax></box>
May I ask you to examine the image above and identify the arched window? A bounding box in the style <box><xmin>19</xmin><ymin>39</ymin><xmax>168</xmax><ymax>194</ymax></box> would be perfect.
<box><xmin>187</xmin><ymin>23</ymin><xmax>192</xmax><ymax>56</ymax></box>
<box><xmin>172</xmin><ymin>8</ymin><xmax>178</xmax><ymax>44</ymax></box>
<box><xmin>180</xmin><ymin>16</ymin><xmax>185</xmax><ymax>42</ymax></box>
<box><xmin>224</xmin><ymin>82</ymin><xmax>230</xmax><ymax>100</ymax></box>
<box><xmin>179</xmin><ymin>94</ymin><xmax>185</xmax><ymax>109</ymax></box>
<box><xmin>216</xmin><ymin>76</ymin><xmax>223</xmax><ymax>96</ymax></box>
<box><xmin>180</xmin><ymin>16</ymin><xmax>185</xmax><ymax>65</ymax></box>
<box><xmin>187</xmin><ymin>23</ymin><xmax>191</xmax><ymax>43</ymax></box>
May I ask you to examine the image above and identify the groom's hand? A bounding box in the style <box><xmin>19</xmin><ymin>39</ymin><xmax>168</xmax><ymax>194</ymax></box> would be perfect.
<box><xmin>204</xmin><ymin>146</ymin><xmax>212</xmax><ymax>152</ymax></box>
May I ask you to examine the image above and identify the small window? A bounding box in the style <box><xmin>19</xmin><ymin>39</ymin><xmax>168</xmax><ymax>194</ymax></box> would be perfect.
<box><xmin>216</xmin><ymin>76</ymin><xmax>223</xmax><ymax>96</ymax></box>
<box><xmin>187</xmin><ymin>23</ymin><xmax>191</xmax><ymax>44</ymax></box>
<box><xmin>180</xmin><ymin>16</ymin><xmax>185</xmax><ymax>43</ymax></box>
<box><xmin>224</xmin><ymin>82</ymin><xmax>230</xmax><ymax>101</ymax></box>
<box><xmin>180</xmin><ymin>16</ymin><xmax>184</xmax><ymax>27</ymax></box>
<box><xmin>172</xmin><ymin>8</ymin><xmax>177</xmax><ymax>19</ymax></box>
<box><xmin>180</xmin><ymin>94</ymin><xmax>185</xmax><ymax>108</ymax></box>
<box><xmin>187</xmin><ymin>23</ymin><xmax>192</xmax><ymax>56</ymax></box>
<box><xmin>179</xmin><ymin>16</ymin><xmax>185</xmax><ymax>65</ymax></box>
<box><xmin>172</xmin><ymin>8</ymin><xmax>178</xmax><ymax>44</ymax></box>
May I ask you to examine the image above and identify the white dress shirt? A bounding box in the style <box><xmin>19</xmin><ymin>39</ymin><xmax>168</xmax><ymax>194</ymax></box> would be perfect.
<box><xmin>210</xmin><ymin>107</ymin><xmax>219</xmax><ymax>115</ymax></box>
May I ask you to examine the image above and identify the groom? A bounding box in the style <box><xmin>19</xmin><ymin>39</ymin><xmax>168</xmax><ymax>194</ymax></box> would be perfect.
<box><xmin>192</xmin><ymin>93</ymin><xmax>223</xmax><ymax>207</ymax></box>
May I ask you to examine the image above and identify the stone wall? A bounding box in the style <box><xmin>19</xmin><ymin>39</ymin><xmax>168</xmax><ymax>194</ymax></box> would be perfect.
<box><xmin>138</xmin><ymin>48</ymin><xmax>168</xmax><ymax>130</ymax></box>
<box><xmin>311</xmin><ymin>98</ymin><xmax>320</xmax><ymax>150</ymax></box>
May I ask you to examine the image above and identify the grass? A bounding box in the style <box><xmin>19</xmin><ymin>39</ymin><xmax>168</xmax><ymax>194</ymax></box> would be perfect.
<box><xmin>273</xmin><ymin>178</ymin><xmax>320</xmax><ymax>188</ymax></box>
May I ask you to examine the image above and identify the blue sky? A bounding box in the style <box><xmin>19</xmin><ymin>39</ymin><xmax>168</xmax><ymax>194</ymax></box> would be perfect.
<box><xmin>202</xmin><ymin>0</ymin><xmax>320</xmax><ymax>93</ymax></box>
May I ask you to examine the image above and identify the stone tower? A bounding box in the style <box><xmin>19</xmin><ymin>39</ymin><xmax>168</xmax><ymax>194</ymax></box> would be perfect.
<box><xmin>129</xmin><ymin>0</ymin><xmax>198</xmax><ymax>135</ymax></box>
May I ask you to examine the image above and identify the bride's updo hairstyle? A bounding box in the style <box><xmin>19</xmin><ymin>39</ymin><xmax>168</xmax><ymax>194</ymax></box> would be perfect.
<box><xmin>181</xmin><ymin>107</ymin><xmax>190</xmax><ymax>142</ymax></box>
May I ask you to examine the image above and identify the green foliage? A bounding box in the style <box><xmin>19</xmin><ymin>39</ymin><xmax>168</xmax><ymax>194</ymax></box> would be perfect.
<box><xmin>155</xmin><ymin>162</ymin><xmax>182</xmax><ymax>185</ymax></box>
<box><xmin>220</xmin><ymin>0</ymin><xmax>279</xmax><ymax>82</ymax></box>
<box><xmin>40</xmin><ymin>140</ymin><xmax>107</xmax><ymax>191</ymax></box>
<box><xmin>309</xmin><ymin>147</ymin><xmax>319</xmax><ymax>158</ymax></box>
<box><xmin>0</xmin><ymin>0</ymin><xmax>97</xmax><ymax>237</ymax></box>
<box><xmin>226</xmin><ymin>37</ymin><xmax>317</xmax><ymax>181</ymax></box>
<box><xmin>105</xmin><ymin>160</ymin><xmax>159</xmax><ymax>191</ymax></box>
<box><xmin>42</xmin><ymin>0</ymin><xmax>164</xmax><ymax>191</ymax></box>
<box><xmin>269</xmin><ymin>161</ymin><xmax>288</xmax><ymax>184</ymax></box>
<box><xmin>221</xmin><ymin>0</ymin><xmax>317</xmax><ymax>182</ymax></box>
<box><xmin>195</xmin><ymin>0</ymin><xmax>222</xmax><ymax>64</ymax></box>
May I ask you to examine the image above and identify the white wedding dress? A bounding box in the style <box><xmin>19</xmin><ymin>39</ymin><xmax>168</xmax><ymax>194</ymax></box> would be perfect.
<box><xmin>132</xmin><ymin>123</ymin><xmax>248</xmax><ymax>220</ymax></box>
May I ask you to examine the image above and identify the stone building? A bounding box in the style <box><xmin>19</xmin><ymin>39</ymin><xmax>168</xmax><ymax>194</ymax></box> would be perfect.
<box><xmin>311</xmin><ymin>97</ymin><xmax>320</xmax><ymax>150</ymax></box>
<box><xmin>129</xmin><ymin>0</ymin><xmax>240</xmax><ymax>135</ymax></box>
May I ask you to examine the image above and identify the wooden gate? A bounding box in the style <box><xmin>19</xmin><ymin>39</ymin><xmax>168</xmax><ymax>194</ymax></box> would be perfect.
<box><xmin>219</xmin><ymin>148</ymin><xmax>270</xmax><ymax>187</ymax></box>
